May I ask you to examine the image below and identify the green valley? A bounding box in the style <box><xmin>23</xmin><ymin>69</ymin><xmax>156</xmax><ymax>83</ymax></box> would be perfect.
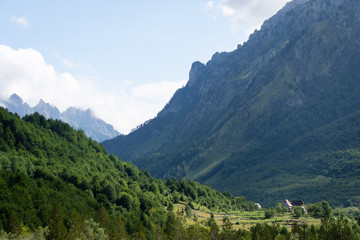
<box><xmin>2</xmin><ymin>0</ymin><xmax>360</xmax><ymax>239</ymax></box>
<box><xmin>0</xmin><ymin>106</ymin><xmax>359</xmax><ymax>240</ymax></box>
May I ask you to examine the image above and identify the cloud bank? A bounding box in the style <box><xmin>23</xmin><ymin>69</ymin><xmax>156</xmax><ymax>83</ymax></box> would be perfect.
<box><xmin>0</xmin><ymin>45</ymin><xmax>185</xmax><ymax>134</ymax></box>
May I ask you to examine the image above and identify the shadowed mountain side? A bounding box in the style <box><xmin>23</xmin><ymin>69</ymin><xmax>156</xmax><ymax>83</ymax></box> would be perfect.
<box><xmin>103</xmin><ymin>0</ymin><xmax>360</xmax><ymax>206</ymax></box>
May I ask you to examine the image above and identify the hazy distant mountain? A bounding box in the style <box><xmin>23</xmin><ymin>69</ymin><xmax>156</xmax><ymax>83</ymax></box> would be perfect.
<box><xmin>2</xmin><ymin>93</ymin><xmax>33</xmax><ymax>117</ymax></box>
<box><xmin>103</xmin><ymin>0</ymin><xmax>360</xmax><ymax>206</ymax></box>
<box><xmin>0</xmin><ymin>94</ymin><xmax>119</xmax><ymax>142</ymax></box>
<box><xmin>33</xmin><ymin>99</ymin><xmax>61</xmax><ymax>119</ymax></box>
<box><xmin>61</xmin><ymin>107</ymin><xmax>120</xmax><ymax>143</ymax></box>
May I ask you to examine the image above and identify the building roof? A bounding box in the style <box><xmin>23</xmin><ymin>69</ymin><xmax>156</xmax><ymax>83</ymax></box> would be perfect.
<box><xmin>285</xmin><ymin>199</ymin><xmax>292</xmax><ymax>207</ymax></box>
<box><xmin>291</xmin><ymin>200</ymin><xmax>304</xmax><ymax>206</ymax></box>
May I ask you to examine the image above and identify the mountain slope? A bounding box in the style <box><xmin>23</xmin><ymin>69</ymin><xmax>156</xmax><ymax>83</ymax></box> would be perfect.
<box><xmin>103</xmin><ymin>0</ymin><xmax>360</xmax><ymax>206</ymax></box>
<box><xmin>0</xmin><ymin>94</ymin><xmax>119</xmax><ymax>142</ymax></box>
<box><xmin>0</xmin><ymin>107</ymin><xmax>255</xmax><ymax>237</ymax></box>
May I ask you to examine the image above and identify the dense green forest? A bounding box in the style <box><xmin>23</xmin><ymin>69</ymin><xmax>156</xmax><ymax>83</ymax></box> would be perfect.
<box><xmin>0</xmin><ymin>107</ymin><xmax>258</xmax><ymax>239</ymax></box>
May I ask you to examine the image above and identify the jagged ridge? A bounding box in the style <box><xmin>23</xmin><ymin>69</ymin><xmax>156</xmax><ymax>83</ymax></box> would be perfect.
<box><xmin>1</xmin><ymin>94</ymin><xmax>119</xmax><ymax>142</ymax></box>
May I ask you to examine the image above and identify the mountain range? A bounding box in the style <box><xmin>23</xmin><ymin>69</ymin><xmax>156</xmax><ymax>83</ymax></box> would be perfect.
<box><xmin>103</xmin><ymin>0</ymin><xmax>360</xmax><ymax>206</ymax></box>
<box><xmin>0</xmin><ymin>93</ymin><xmax>119</xmax><ymax>142</ymax></box>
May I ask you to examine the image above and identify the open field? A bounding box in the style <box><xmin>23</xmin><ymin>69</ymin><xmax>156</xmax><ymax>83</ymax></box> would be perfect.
<box><xmin>173</xmin><ymin>203</ymin><xmax>321</xmax><ymax>231</ymax></box>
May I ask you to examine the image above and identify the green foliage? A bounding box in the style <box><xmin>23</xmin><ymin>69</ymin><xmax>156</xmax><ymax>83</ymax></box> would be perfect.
<box><xmin>80</xmin><ymin>219</ymin><xmax>108</xmax><ymax>240</ymax></box>
<box><xmin>265</xmin><ymin>209</ymin><xmax>275</xmax><ymax>219</ymax></box>
<box><xmin>165</xmin><ymin>178</ymin><xmax>256</xmax><ymax>212</ymax></box>
<box><xmin>0</xmin><ymin>169</ymin><xmax>97</xmax><ymax>233</ymax></box>
<box><xmin>250</xmin><ymin>223</ymin><xmax>279</xmax><ymax>240</ymax></box>
<box><xmin>308</xmin><ymin>202</ymin><xmax>326</xmax><ymax>218</ymax></box>
<box><xmin>293</xmin><ymin>207</ymin><xmax>305</xmax><ymax>218</ymax></box>
<box><xmin>276</xmin><ymin>203</ymin><xmax>287</xmax><ymax>215</ymax></box>
<box><xmin>0</xmin><ymin>107</ymin><xmax>258</xmax><ymax>238</ymax></box>
<box><xmin>184</xmin><ymin>204</ymin><xmax>192</xmax><ymax>218</ymax></box>
<box><xmin>47</xmin><ymin>205</ymin><xmax>67</xmax><ymax>240</ymax></box>
<box><xmin>220</xmin><ymin>216</ymin><xmax>235</xmax><ymax>240</ymax></box>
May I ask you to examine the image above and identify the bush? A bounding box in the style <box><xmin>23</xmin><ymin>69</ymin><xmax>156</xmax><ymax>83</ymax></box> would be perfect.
<box><xmin>293</xmin><ymin>206</ymin><xmax>305</xmax><ymax>218</ymax></box>
<box><xmin>264</xmin><ymin>209</ymin><xmax>274</xmax><ymax>219</ymax></box>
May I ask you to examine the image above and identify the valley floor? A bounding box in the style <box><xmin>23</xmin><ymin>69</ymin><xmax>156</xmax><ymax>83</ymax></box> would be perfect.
<box><xmin>174</xmin><ymin>202</ymin><xmax>321</xmax><ymax>231</ymax></box>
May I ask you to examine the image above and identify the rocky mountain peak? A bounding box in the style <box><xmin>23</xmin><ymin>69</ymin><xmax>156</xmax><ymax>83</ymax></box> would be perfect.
<box><xmin>5</xmin><ymin>94</ymin><xmax>33</xmax><ymax>117</ymax></box>
<box><xmin>1</xmin><ymin>94</ymin><xmax>119</xmax><ymax>142</ymax></box>
<box><xmin>186</xmin><ymin>61</ymin><xmax>207</xmax><ymax>88</ymax></box>
<box><xmin>34</xmin><ymin>99</ymin><xmax>61</xmax><ymax>119</ymax></box>
<box><xmin>9</xmin><ymin>93</ymin><xmax>24</xmax><ymax>105</ymax></box>
<box><xmin>61</xmin><ymin>107</ymin><xmax>119</xmax><ymax>142</ymax></box>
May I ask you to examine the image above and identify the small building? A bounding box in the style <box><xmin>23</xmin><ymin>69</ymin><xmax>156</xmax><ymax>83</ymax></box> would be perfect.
<box><xmin>284</xmin><ymin>199</ymin><xmax>308</xmax><ymax>214</ymax></box>
<box><xmin>255</xmin><ymin>203</ymin><xmax>262</xmax><ymax>209</ymax></box>
<box><xmin>283</xmin><ymin>199</ymin><xmax>293</xmax><ymax>210</ymax></box>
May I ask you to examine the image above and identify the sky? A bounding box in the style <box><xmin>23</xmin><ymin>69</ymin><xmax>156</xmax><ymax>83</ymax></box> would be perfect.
<box><xmin>0</xmin><ymin>0</ymin><xmax>289</xmax><ymax>134</ymax></box>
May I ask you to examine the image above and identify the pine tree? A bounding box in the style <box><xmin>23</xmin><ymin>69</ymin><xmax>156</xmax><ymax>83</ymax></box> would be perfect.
<box><xmin>220</xmin><ymin>216</ymin><xmax>235</xmax><ymax>240</ymax></box>
<box><xmin>8</xmin><ymin>212</ymin><xmax>22</xmax><ymax>236</ymax></box>
<box><xmin>109</xmin><ymin>217</ymin><xmax>129</xmax><ymax>240</ymax></box>
<box><xmin>47</xmin><ymin>205</ymin><xmax>67</xmax><ymax>240</ymax></box>
<box><xmin>67</xmin><ymin>210</ymin><xmax>83</xmax><ymax>240</ymax></box>
<box><xmin>96</xmin><ymin>204</ymin><xmax>110</xmax><ymax>230</ymax></box>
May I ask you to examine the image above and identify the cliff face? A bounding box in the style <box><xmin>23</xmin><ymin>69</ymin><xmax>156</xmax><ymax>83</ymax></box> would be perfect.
<box><xmin>104</xmin><ymin>0</ymin><xmax>360</xmax><ymax>206</ymax></box>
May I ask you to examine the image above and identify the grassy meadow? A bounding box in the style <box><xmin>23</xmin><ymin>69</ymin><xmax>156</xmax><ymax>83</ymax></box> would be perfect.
<box><xmin>173</xmin><ymin>202</ymin><xmax>321</xmax><ymax>231</ymax></box>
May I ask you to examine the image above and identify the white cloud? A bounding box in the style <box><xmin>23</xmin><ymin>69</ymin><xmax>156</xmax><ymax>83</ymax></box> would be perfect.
<box><xmin>11</xmin><ymin>16</ymin><xmax>30</xmax><ymax>28</ymax></box>
<box><xmin>0</xmin><ymin>45</ymin><xmax>185</xmax><ymax>134</ymax></box>
<box><xmin>59</xmin><ymin>57</ymin><xmax>76</xmax><ymax>68</ymax></box>
<box><xmin>206</xmin><ymin>1</ymin><xmax>215</xmax><ymax>9</ymax></box>
<box><xmin>206</xmin><ymin>0</ymin><xmax>289</xmax><ymax>35</ymax></box>
<box><xmin>221</xmin><ymin>4</ymin><xmax>235</xmax><ymax>17</ymax></box>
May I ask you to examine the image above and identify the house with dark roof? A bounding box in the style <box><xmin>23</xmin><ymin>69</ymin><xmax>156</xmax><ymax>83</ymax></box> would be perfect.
<box><xmin>283</xmin><ymin>199</ymin><xmax>308</xmax><ymax>214</ymax></box>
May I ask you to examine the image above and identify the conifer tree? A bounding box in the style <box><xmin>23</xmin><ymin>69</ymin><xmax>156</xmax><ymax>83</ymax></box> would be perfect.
<box><xmin>96</xmin><ymin>204</ymin><xmax>110</xmax><ymax>230</ymax></box>
<box><xmin>67</xmin><ymin>210</ymin><xmax>83</xmax><ymax>239</ymax></box>
<box><xmin>8</xmin><ymin>212</ymin><xmax>22</xmax><ymax>236</ymax></box>
<box><xmin>109</xmin><ymin>217</ymin><xmax>129</xmax><ymax>240</ymax></box>
<box><xmin>47</xmin><ymin>205</ymin><xmax>67</xmax><ymax>240</ymax></box>
<box><xmin>220</xmin><ymin>216</ymin><xmax>235</xmax><ymax>240</ymax></box>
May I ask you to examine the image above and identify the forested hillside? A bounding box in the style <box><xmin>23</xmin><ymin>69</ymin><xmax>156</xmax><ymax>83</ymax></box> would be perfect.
<box><xmin>0</xmin><ymin>107</ymin><xmax>255</xmax><ymax>239</ymax></box>
<box><xmin>103</xmin><ymin>0</ymin><xmax>360</xmax><ymax>206</ymax></box>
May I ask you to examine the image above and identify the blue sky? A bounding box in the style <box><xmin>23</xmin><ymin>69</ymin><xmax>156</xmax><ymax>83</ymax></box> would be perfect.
<box><xmin>0</xmin><ymin>0</ymin><xmax>289</xmax><ymax>134</ymax></box>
